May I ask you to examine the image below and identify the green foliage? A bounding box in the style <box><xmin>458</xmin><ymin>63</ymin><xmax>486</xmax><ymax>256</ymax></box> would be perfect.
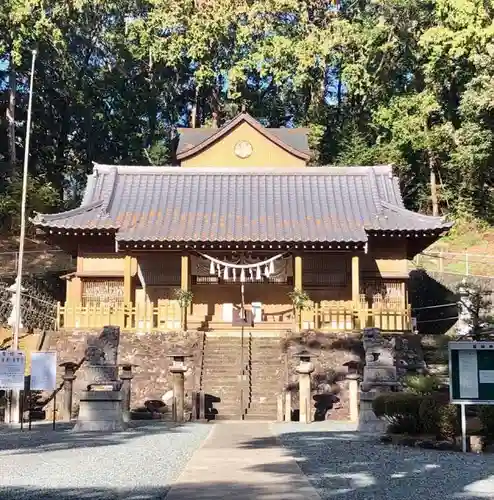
<box><xmin>372</xmin><ymin>392</ymin><xmax>423</xmax><ymax>434</ymax></box>
<box><xmin>375</xmin><ymin>392</ymin><xmax>459</xmax><ymax>438</ymax></box>
<box><xmin>418</xmin><ymin>396</ymin><xmax>442</xmax><ymax>435</ymax></box>
<box><xmin>479</xmin><ymin>406</ymin><xmax>494</xmax><ymax>444</ymax></box>
<box><xmin>173</xmin><ymin>289</ymin><xmax>194</xmax><ymax>309</ymax></box>
<box><xmin>403</xmin><ymin>374</ymin><xmax>441</xmax><ymax>395</ymax></box>
<box><xmin>2</xmin><ymin>0</ymin><xmax>494</xmax><ymax>231</ymax></box>
<box><xmin>288</xmin><ymin>289</ymin><xmax>311</xmax><ymax>311</ymax></box>
<box><xmin>437</xmin><ymin>404</ymin><xmax>460</xmax><ymax>440</ymax></box>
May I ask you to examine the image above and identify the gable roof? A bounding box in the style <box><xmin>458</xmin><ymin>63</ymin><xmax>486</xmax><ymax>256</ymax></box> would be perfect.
<box><xmin>176</xmin><ymin>113</ymin><xmax>311</xmax><ymax>161</ymax></box>
<box><xmin>32</xmin><ymin>164</ymin><xmax>452</xmax><ymax>245</ymax></box>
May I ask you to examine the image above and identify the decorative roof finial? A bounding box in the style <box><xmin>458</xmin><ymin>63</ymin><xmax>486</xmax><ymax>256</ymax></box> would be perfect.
<box><xmin>241</xmin><ymin>103</ymin><xmax>247</xmax><ymax>113</ymax></box>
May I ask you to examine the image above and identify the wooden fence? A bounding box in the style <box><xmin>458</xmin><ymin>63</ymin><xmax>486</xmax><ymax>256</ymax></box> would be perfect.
<box><xmin>301</xmin><ymin>301</ymin><xmax>411</xmax><ymax>332</ymax></box>
<box><xmin>57</xmin><ymin>301</ymin><xmax>182</xmax><ymax>331</ymax></box>
<box><xmin>57</xmin><ymin>300</ymin><xmax>411</xmax><ymax>332</ymax></box>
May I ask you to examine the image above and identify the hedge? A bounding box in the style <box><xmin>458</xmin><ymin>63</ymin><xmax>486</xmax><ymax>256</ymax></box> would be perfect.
<box><xmin>373</xmin><ymin>392</ymin><xmax>460</xmax><ymax>438</ymax></box>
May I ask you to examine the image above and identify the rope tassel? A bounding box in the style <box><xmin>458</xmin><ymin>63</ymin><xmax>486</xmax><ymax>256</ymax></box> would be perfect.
<box><xmin>256</xmin><ymin>266</ymin><xmax>261</xmax><ymax>280</ymax></box>
<box><xmin>240</xmin><ymin>268</ymin><xmax>246</xmax><ymax>283</ymax></box>
<box><xmin>223</xmin><ymin>266</ymin><xmax>229</xmax><ymax>280</ymax></box>
<box><xmin>210</xmin><ymin>260</ymin><xmax>215</xmax><ymax>275</ymax></box>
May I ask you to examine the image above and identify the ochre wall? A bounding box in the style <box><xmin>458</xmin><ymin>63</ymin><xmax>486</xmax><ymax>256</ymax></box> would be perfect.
<box><xmin>180</xmin><ymin>121</ymin><xmax>307</xmax><ymax>168</ymax></box>
<box><xmin>77</xmin><ymin>253</ymin><xmax>126</xmax><ymax>273</ymax></box>
<box><xmin>362</xmin><ymin>240</ymin><xmax>409</xmax><ymax>277</ymax></box>
<box><xmin>191</xmin><ymin>284</ymin><xmax>294</xmax><ymax>323</ymax></box>
<box><xmin>66</xmin><ymin>247</ymin><xmax>410</xmax><ymax>314</ymax></box>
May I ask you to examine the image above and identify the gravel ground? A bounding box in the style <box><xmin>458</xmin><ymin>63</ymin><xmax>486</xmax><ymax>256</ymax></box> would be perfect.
<box><xmin>0</xmin><ymin>421</ymin><xmax>211</xmax><ymax>499</ymax></box>
<box><xmin>273</xmin><ymin>423</ymin><xmax>494</xmax><ymax>500</ymax></box>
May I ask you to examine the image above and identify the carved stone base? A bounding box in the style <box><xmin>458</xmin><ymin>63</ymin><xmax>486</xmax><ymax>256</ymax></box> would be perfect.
<box><xmin>73</xmin><ymin>391</ymin><xmax>126</xmax><ymax>432</ymax></box>
<box><xmin>357</xmin><ymin>391</ymin><xmax>388</xmax><ymax>433</ymax></box>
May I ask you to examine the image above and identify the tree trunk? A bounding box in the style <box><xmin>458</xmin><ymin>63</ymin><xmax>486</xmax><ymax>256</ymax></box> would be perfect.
<box><xmin>7</xmin><ymin>52</ymin><xmax>16</xmax><ymax>180</ymax></box>
<box><xmin>429</xmin><ymin>156</ymin><xmax>439</xmax><ymax>216</ymax></box>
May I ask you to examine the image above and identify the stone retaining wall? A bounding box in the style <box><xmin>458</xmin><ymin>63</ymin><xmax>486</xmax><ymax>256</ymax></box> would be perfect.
<box><xmin>282</xmin><ymin>331</ymin><xmax>363</xmax><ymax>421</ymax></box>
<box><xmin>46</xmin><ymin>329</ymin><xmax>203</xmax><ymax>412</ymax></box>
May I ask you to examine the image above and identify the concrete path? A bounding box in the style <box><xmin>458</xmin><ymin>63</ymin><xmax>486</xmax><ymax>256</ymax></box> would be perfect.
<box><xmin>165</xmin><ymin>422</ymin><xmax>321</xmax><ymax>500</ymax></box>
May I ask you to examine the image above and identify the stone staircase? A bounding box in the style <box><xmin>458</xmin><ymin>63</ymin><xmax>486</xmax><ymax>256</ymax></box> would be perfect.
<box><xmin>244</xmin><ymin>335</ymin><xmax>283</xmax><ymax>420</ymax></box>
<box><xmin>200</xmin><ymin>334</ymin><xmax>283</xmax><ymax>421</ymax></box>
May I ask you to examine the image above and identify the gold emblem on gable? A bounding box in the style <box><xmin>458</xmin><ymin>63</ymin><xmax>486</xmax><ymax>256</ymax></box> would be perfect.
<box><xmin>234</xmin><ymin>140</ymin><xmax>253</xmax><ymax>159</ymax></box>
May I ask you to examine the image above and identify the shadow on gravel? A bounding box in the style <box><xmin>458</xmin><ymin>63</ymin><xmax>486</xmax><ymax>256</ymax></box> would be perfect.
<box><xmin>0</xmin><ymin>421</ymin><xmax>190</xmax><ymax>454</ymax></box>
<box><xmin>0</xmin><ymin>486</ymin><xmax>171</xmax><ymax>499</ymax></box>
<box><xmin>247</xmin><ymin>430</ymin><xmax>494</xmax><ymax>500</ymax></box>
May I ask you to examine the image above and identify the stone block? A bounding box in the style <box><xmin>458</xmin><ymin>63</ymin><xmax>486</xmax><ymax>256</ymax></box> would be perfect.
<box><xmin>363</xmin><ymin>366</ymin><xmax>397</xmax><ymax>383</ymax></box>
<box><xmin>73</xmin><ymin>390</ymin><xmax>126</xmax><ymax>432</ymax></box>
<box><xmin>469</xmin><ymin>435</ymin><xmax>483</xmax><ymax>453</ymax></box>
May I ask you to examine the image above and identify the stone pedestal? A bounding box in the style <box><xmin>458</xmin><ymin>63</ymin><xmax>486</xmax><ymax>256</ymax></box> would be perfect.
<box><xmin>358</xmin><ymin>328</ymin><xmax>399</xmax><ymax>433</ymax></box>
<box><xmin>172</xmin><ymin>369</ymin><xmax>186</xmax><ymax>423</ymax></box>
<box><xmin>347</xmin><ymin>374</ymin><xmax>360</xmax><ymax>423</ymax></box>
<box><xmin>73</xmin><ymin>391</ymin><xmax>126</xmax><ymax>432</ymax></box>
<box><xmin>119</xmin><ymin>363</ymin><xmax>135</xmax><ymax>423</ymax></box>
<box><xmin>72</xmin><ymin>326</ymin><xmax>126</xmax><ymax>433</ymax></box>
<box><xmin>295</xmin><ymin>350</ymin><xmax>315</xmax><ymax>424</ymax></box>
<box><xmin>168</xmin><ymin>352</ymin><xmax>192</xmax><ymax>423</ymax></box>
<box><xmin>285</xmin><ymin>391</ymin><xmax>292</xmax><ymax>422</ymax></box>
<box><xmin>60</xmin><ymin>362</ymin><xmax>78</xmax><ymax>422</ymax></box>
<box><xmin>358</xmin><ymin>389</ymin><xmax>389</xmax><ymax>433</ymax></box>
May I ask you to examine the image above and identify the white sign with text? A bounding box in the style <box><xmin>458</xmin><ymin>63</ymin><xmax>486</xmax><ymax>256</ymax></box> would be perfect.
<box><xmin>0</xmin><ymin>350</ymin><xmax>26</xmax><ymax>389</ymax></box>
<box><xmin>30</xmin><ymin>352</ymin><xmax>57</xmax><ymax>391</ymax></box>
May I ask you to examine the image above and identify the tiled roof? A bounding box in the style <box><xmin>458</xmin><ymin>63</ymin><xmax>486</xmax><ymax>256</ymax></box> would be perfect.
<box><xmin>32</xmin><ymin>164</ymin><xmax>452</xmax><ymax>243</ymax></box>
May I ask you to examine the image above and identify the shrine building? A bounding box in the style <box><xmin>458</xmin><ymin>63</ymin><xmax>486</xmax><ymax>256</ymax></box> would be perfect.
<box><xmin>32</xmin><ymin>112</ymin><xmax>452</xmax><ymax>333</ymax></box>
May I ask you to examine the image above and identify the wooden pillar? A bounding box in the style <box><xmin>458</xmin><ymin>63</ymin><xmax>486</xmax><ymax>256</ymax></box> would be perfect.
<box><xmin>124</xmin><ymin>255</ymin><xmax>132</xmax><ymax>304</ymax></box>
<box><xmin>351</xmin><ymin>255</ymin><xmax>360</xmax><ymax>304</ymax></box>
<box><xmin>66</xmin><ymin>277</ymin><xmax>82</xmax><ymax>307</ymax></box>
<box><xmin>181</xmin><ymin>254</ymin><xmax>191</xmax><ymax>327</ymax></box>
<box><xmin>294</xmin><ymin>255</ymin><xmax>303</xmax><ymax>331</ymax></box>
<box><xmin>294</xmin><ymin>255</ymin><xmax>302</xmax><ymax>290</ymax></box>
<box><xmin>181</xmin><ymin>254</ymin><xmax>190</xmax><ymax>291</ymax></box>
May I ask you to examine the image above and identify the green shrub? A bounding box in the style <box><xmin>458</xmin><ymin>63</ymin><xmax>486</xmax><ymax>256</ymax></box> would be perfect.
<box><xmin>437</xmin><ymin>404</ymin><xmax>460</xmax><ymax>440</ymax></box>
<box><xmin>479</xmin><ymin>406</ymin><xmax>494</xmax><ymax>444</ymax></box>
<box><xmin>418</xmin><ymin>396</ymin><xmax>441</xmax><ymax>435</ymax></box>
<box><xmin>404</xmin><ymin>374</ymin><xmax>441</xmax><ymax>395</ymax></box>
<box><xmin>372</xmin><ymin>393</ymin><xmax>423</xmax><ymax>434</ymax></box>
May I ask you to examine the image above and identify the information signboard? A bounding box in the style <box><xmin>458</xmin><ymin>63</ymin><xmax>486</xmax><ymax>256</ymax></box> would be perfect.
<box><xmin>30</xmin><ymin>352</ymin><xmax>57</xmax><ymax>391</ymax></box>
<box><xmin>0</xmin><ymin>350</ymin><xmax>26</xmax><ymax>390</ymax></box>
<box><xmin>449</xmin><ymin>341</ymin><xmax>494</xmax><ymax>405</ymax></box>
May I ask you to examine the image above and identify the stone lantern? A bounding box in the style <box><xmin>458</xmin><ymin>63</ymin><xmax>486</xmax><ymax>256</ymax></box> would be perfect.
<box><xmin>167</xmin><ymin>352</ymin><xmax>192</xmax><ymax>422</ymax></box>
<box><xmin>294</xmin><ymin>349</ymin><xmax>316</xmax><ymax>424</ymax></box>
<box><xmin>59</xmin><ymin>362</ymin><xmax>78</xmax><ymax>421</ymax></box>
<box><xmin>119</xmin><ymin>363</ymin><xmax>137</xmax><ymax>422</ymax></box>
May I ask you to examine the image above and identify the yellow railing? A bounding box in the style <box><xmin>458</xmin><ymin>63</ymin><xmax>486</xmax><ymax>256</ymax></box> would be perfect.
<box><xmin>301</xmin><ymin>301</ymin><xmax>411</xmax><ymax>332</ymax></box>
<box><xmin>57</xmin><ymin>300</ymin><xmax>411</xmax><ymax>332</ymax></box>
<box><xmin>57</xmin><ymin>300</ymin><xmax>182</xmax><ymax>331</ymax></box>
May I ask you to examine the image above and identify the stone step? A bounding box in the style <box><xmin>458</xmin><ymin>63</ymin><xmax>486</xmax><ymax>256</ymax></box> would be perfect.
<box><xmin>244</xmin><ymin>414</ymin><xmax>277</xmax><ymax>421</ymax></box>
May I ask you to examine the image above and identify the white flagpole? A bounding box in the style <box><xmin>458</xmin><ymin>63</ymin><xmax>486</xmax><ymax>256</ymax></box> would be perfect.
<box><xmin>10</xmin><ymin>49</ymin><xmax>36</xmax><ymax>424</ymax></box>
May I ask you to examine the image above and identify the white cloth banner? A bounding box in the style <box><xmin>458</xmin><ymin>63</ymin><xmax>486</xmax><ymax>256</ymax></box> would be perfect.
<box><xmin>31</xmin><ymin>352</ymin><xmax>57</xmax><ymax>391</ymax></box>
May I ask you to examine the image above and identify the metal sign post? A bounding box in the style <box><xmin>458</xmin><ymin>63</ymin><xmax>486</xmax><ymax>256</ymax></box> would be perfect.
<box><xmin>449</xmin><ymin>341</ymin><xmax>494</xmax><ymax>452</ymax></box>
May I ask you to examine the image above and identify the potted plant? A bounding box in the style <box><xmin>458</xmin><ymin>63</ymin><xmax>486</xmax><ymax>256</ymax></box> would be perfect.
<box><xmin>288</xmin><ymin>288</ymin><xmax>311</xmax><ymax>331</ymax></box>
<box><xmin>173</xmin><ymin>289</ymin><xmax>194</xmax><ymax>331</ymax></box>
